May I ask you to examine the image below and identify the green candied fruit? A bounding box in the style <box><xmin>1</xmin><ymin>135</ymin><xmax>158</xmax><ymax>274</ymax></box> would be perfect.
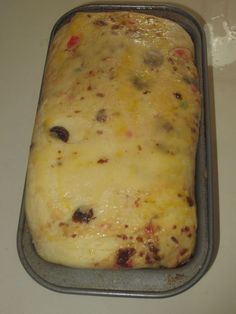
<box><xmin>180</xmin><ymin>100</ymin><xmax>188</xmax><ymax>109</ymax></box>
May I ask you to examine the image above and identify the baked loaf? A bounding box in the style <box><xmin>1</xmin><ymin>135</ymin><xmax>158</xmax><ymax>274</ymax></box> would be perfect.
<box><xmin>26</xmin><ymin>11</ymin><xmax>201</xmax><ymax>268</ymax></box>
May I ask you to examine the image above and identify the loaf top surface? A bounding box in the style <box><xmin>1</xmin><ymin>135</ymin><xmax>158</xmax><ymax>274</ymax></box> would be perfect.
<box><xmin>26</xmin><ymin>11</ymin><xmax>201</xmax><ymax>269</ymax></box>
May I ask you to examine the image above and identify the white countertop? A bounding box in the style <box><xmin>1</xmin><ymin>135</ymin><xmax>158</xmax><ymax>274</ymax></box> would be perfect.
<box><xmin>1</xmin><ymin>0</ymin><xmax>236</xmax><ymax>313</ymax></box>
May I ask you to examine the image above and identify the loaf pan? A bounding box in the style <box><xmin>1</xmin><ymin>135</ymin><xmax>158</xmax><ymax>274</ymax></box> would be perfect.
<box><xmin>17</xmin><ymin>2</ymin><xmax>219</xmax><ymax>298</ymax></box>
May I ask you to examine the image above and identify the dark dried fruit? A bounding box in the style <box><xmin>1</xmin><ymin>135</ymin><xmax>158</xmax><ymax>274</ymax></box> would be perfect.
<box><xmin>117</xmin><ymin>248</ymin><xmax>136</xmax><ymax>267</ymax></box>
<box><xmin>162</xmin><ymin>121</ymin><xmax>173</xmax><ymax>132</ymax></box>
<box><xmin>171</xmin><ymin>236</ymin><xmax>179</xmax><ymax>244</ymax></box>
<box><xmin>174</xmin><ymin>92</ymin><xmax>182</xmax><ymax>100</ymax></box>
<box><xmin>136</xmin><ymin>236</ymin><xmax>143</xmax><ymax>242</ymax></box>
<box><xmin>97</xmin><ymin>158</ymin><xmax>108</xmax><ymax>164</ymax></box>
<box><xmin>112</xmin><ymin>24</ymin><xmax>120</xmax><ymax>30</ymax></box>
<box><xmin>72</xmin><ymin>208</ymin><xmax>94</xmax><ymax>223</ymax></box>
<box><xmin>96</xmin><ymin>93</ymin><xmax>105</xmax><ymax>97</ymax></box>
<box><xmin>143</xmin><ymin>90</ymin><xmax>151</xmax><ymax>95</ymax></box>
<box><xmin>182</xmin><ymin>75</ymin><xmax>199</xmax><ymax>88</ymax></box>
<box><xmin>186</xmin><ymin>196</ymin><xmax>194</xmax><ymax>207</ymax></box>
<box><xmin>181</xmin><ymin>226</ymin><xmax>190</xmax><ymax>233</ymax></box>
<box><xmin>94</xmin><ymin>19</ymin><xmax>107</xmax><ymax>26</ymax></box>
<box><xmin>180</xmin><ymin>248</ymin><xmax>188</xmax><ymax>256</ymax></box>
<box><xmin>117</xmin><ymin>234</ymin><xmax>128</xmax><ymax>240</ymax></box>
<box><xmin>147</xmin><ymin>242</ymin><xmax>159</xmax><ymax>254</ymax></box>
<box><xmin>134</xmin><ymin>197</ymin><xmax>140</xmax><ymax>207</ymax></box>
<box><xmin>96</xmin><ymin>109</ymin><xmax>107</xmax><ymax>122</ymax></box>
<box><xmin>132</xmin><ymin>76</ymin><xmax>149</xmax><ymax>90</ymax></box>
<box><xmin>50</xmin><ymin>126</ymin><xmax>69</xmax><ymax>142</ymax></box>
<box><xmin>143</xmin><ymin>49</ymin><xmax>164</xmax><ymax>69</ymax></box>
<box><xmin>145</xmin><ymin>254</ymin><xmax>154</xmax><ymax>264</ymax></box>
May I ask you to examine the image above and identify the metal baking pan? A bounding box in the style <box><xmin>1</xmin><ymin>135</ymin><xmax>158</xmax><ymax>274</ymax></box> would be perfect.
<box><xmin>17</xmin><ymin>2</ymin><xmax>219</xmax><ymax>297</ymax></box>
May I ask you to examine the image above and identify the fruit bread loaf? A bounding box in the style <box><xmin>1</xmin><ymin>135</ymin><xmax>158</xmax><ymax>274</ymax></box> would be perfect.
<box><xmin>25</xmin><ymin>11</ymin><xmax>201</xmax><ymax>268</ymax></box>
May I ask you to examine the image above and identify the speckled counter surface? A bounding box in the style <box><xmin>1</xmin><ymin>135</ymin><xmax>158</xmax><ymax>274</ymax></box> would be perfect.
<box><xmin>1</xmin><ymin>0</ymin><xmax>236</xmax><ymax>313</ymax></box>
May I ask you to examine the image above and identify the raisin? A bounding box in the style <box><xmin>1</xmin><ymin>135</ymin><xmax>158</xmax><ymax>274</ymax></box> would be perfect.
<box><xmin>180</xmin><ymin>248</ymin><xmax>188</xmax><ymax>256</ymax></box>
<box><xmin>186</xmin><ymin>196</ymin><xmax>194</xmax><ymax>207</ymax></box>
<box><xmin>132</xmin><ymin>76</ymin><xmax>149</xmax><ymax>90</ymax></box>
<box><xmin>72</xmin><ymin>208</ymin><xmax>94</xmax><ymax>223</ymax></box>
<box><xmin>112</xmin><ymin>24</ymin><xmax>120</xmax><ymax>30</ymax></box>
<box><xmin>182</xmin><ymin>75</ymin><xmax>199</xmax><ymax>88</ymax></box>
<box><xmin>117</xmin><ymin>248</ymin><xmax>136</xmax><ymax>267</ymax></box>
<box><xmin>96</xmin><ymin>109</ymin><xmax>107</xmax><ymax>122</ymax></box>
<box><xmin>147</xmin><ymin>242</ymin><xmax>159</xmax><ymax>254</ymax></box>
<box><xmin>143</xmin><ymin>49</ymin><xmax>164</xmax><ymax>68</ymax></box>
<box><xmin>96</xmin><ymin>93</ymin><xmax>105</xmax><ymax>97</ymax></box>
<box><xmin>174</xmin><ymin>92</ymin><xmax>182</xmax><ymax>100</ymax></box>
<box><xmin>134</xmin><ymin>198</ymin><xmax>140</xmax><ymax>207</ymax></box>
<box><xmin>136</xmin><ymin>236</ymin><xmax>143</xmax><ymax>242</ymax></box>
<box><xmin>154</xmin><ymin>255</ymin><xmax>162</xmax><ymax>261</ymax></box>
<box><xmin>117</xmin><ymin>234</ymin><xmax>128</xmax><ymax>240</ymax></box>
<box><xmin>145</xmin><ymin>254</ymin><xmax>154</xmax><ymax>264</ymax></box>
<box><xmin>171</xmin><ymin>236</ymin><xmax>179</xmax><ymax>244</ymax></box>
<box><xmin>97</xmin><ymin>158</ymin><xmax>108</xmax><ymax>164</ymax></box>
<box><xmin>50</xmin><ymin>126</ymin><xmax>69</xmax><ymax>142</ymax></box>
<box><xmin>94</xmin><ymin>20</ymin><xmax>107</xmax><ymax>26</ymax></box>
<box><xmin>181</xmin><ymin>226</ymin><xmax>190</xmax><ymax>233</ymax></box>
<box><xmin>162</xmin><ymin>122</ymin><xmax>173</xmax><ymax>132</ymax></box>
